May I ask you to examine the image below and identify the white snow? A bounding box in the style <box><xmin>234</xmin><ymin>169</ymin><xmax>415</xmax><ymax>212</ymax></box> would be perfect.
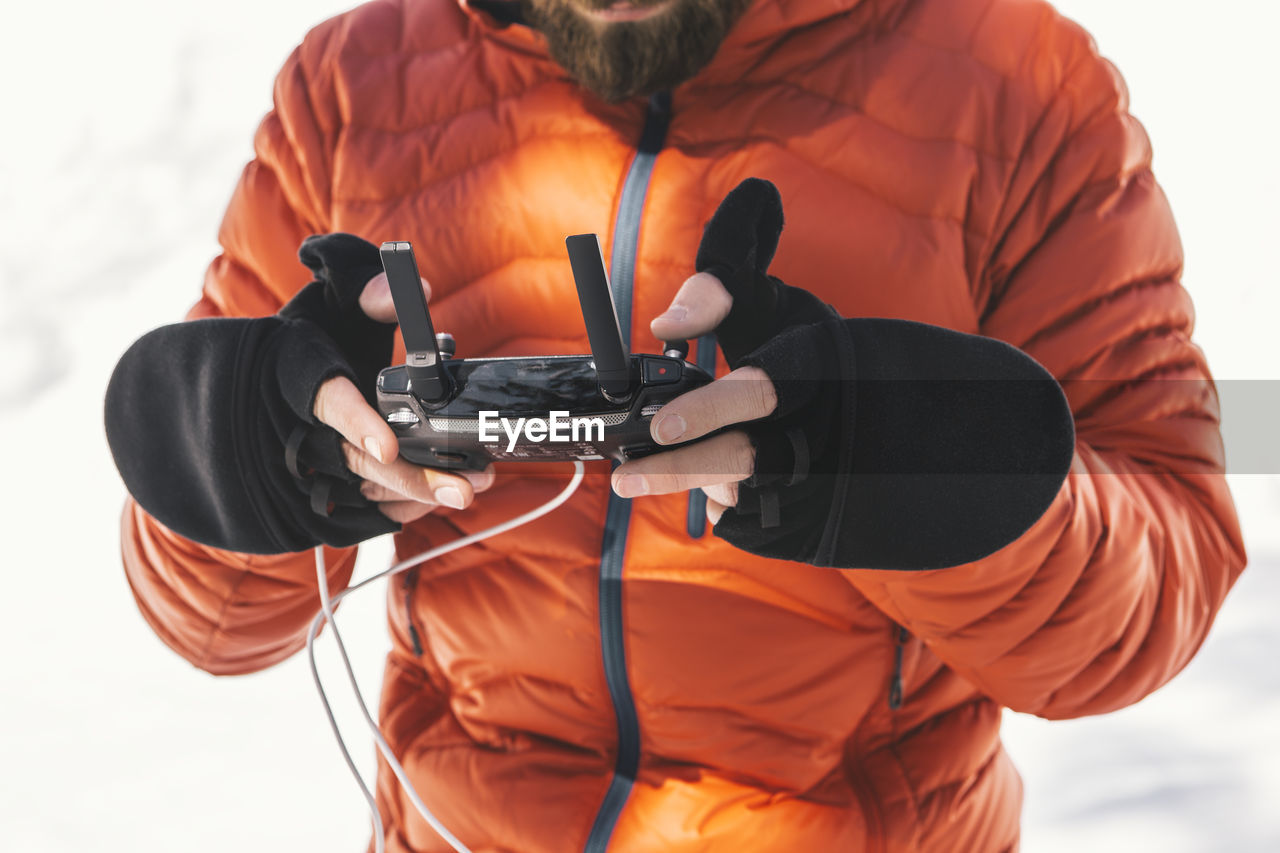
<box><xmin>0</xmin><ymin>1</ymin><xmax>1275</xmax><ymax>850</ymax></box>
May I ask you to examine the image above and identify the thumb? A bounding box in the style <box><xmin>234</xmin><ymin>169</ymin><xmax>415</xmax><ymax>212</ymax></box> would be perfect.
<box><xmin>650</xmin><ymin>272</ymin><xmax>733</xmax><ymax>341</ymax></box>
<box><xmin>358</xmin><ymin>271</ymin><xmax>433</xmax><ymax>324</ymax></box>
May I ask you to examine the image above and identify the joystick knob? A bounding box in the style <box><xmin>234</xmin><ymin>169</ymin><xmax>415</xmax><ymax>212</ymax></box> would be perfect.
<box><xmin>662</xmin><ymin>339</ymin><xmax>689</xmax><ymax>360</ymax></box>
<box><xmin>436</xmin><ymin>333</ymin><xmax>456</xmax><ymax>359</ymax></box>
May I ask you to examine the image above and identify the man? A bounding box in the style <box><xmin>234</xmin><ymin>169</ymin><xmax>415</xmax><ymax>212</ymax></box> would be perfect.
<box><xmin>104</xmin><ymin>0</ymin><xmax>1247</xmax><ymax>850</ymax></box>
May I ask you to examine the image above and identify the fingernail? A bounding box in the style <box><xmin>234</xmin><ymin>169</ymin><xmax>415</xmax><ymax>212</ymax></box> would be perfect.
<box><xmin>657</xmin><ymin>305</ymin><xmax>687</xmax><ymax>323</ymax></box>
<box><xmin>435</xmin><ymin>485</ymin><xmax>465</xmax><ymax>509</ymax></box>
<box><xmin>614</xmin><ymin>474</ymin><xmax>648</xmax><ymax>498</ymax></box>
<box><xmin>362</xmin><ymin>436</ymin><xmax>384</xmax><ymax>463</ymax></box>
<box><xmin>654</xmin><ymin>413</ymin><xmax>686</xmax><ymax>443</ymax></box>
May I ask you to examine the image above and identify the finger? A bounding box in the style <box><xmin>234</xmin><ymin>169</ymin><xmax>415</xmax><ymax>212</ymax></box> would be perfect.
<box><xmin>465</xmin><ymin>464</ymin><xmax>497</xmax><ymax>493</ymax></box>
<box><xmin>650</xmin><ymin>272</ymin><xmax>732</xmax><ymax>342</ymax></box>
<box><xmin>649</xmin><ymin>365</ymin><xmax>776</xmax><ymax>446</ymax></box>
<box><xmin>315</xmin><ymin>375</ymin><xmax>399</xmax><ymax>464</ymax></box>
<box><xmin>360</xmin><ymin>481</ymin><xmax>419</xmax><ymax>503</ymax></box>
<box><xmin>702</xmin><ymin>481</ymin><xmax>738</xmax><ymax>508</ymax></box>
<box><xmin>358</xmin><ymin>270</ymin><xmax>433</xmax><ymax>324</ymax></box>
<box><xmin>612</xmin><ymin>431</ymin><xmax>755</xmax><ymax>498</ymax></box>
<box><xmin>706</xmin><ymin>498</ymin><xmax>728</xmax><ymax>526</ymax></box>
<box><xmin>342</xmin><ymin>441</ymin><xmax>476</xmax><ymax>509</ymax></box>
<box><xmin>377</xmin><ymin>500</ymin><xmax>438</xmax><ymax>524</ymax></box>
<box><xmin>360</xmin><ymin>465</ymin><xmax>494</xmax><ymax>502</ymax></box>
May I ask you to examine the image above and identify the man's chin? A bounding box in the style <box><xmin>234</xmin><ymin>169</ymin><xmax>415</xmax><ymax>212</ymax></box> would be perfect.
<box><xmin>523</xmin><ymin>0</ymin><xmax>750</xmax><ymax>103</ymax></box>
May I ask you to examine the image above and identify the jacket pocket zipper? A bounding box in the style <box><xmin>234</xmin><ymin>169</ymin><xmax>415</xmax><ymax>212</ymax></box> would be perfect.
<box><xmin>888</xmin><ymin>624</ymin><xmax>910</xmax><ymax>710</ymax></box>
<box><xmin>403</xmin><ymin>566</ymin><xmax>424</xmax><ymax>656</ymax></box>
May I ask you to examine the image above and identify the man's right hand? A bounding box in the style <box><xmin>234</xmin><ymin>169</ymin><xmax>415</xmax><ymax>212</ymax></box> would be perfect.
<box><xmin>312</xmin><ymin>269</ymin><xmax>495</xmax><ymax>524</ymax></box>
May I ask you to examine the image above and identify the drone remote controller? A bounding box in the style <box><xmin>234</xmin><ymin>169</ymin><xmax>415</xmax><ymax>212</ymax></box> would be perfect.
<box><xmin>375</xmin><ymin>235</ymin><xmax>714</xmax><ymax>471</ymax></box>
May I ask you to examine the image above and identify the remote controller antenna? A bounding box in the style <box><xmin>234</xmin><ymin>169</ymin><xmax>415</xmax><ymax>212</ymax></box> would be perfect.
<box><xmin>380</xmin><ymin>241</ymin><xmax>452</xmax><ymax>403</ymax></box>
<box><xmin>566</xmin><ymin>234</ymin><xmax>632</xmax><ymax>402</ymax></box>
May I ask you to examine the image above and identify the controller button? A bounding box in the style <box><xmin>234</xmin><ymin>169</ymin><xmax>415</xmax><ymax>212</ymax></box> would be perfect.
<box><xmin>387</xmin><ymin>408</ymin><xmax>420</xmax><ymax>426</ymax></box>
<box><xmin>642</xmin><ymin>357</ymin><xmax>681</xmax><ymax>385</ymax></box>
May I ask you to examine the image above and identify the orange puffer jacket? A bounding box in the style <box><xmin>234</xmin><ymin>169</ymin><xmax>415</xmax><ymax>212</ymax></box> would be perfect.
<box><xmin>118</xmin><ymin>0</ymin><xmax>1247</xmax><ymax>850</ymax></box>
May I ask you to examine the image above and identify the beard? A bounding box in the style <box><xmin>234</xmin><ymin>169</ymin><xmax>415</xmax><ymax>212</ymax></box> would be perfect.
<box><xmin>521</xmin><ymin>0</ymin><xmax>754</xmax><ymax>102</ymax></box>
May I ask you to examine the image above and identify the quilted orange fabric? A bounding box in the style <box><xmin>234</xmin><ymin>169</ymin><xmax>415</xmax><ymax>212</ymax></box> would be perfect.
<box><xmin>118</xmin><ymin>0</ymin><xmax>1247</xmax><ymax>849</ymax></box>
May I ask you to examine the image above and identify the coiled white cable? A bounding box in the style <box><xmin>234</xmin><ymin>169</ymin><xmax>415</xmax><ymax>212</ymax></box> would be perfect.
<box><xmin>307</xmin><ymin>461</ymin><xmax>586</xmax><ymax>853</ymax></box>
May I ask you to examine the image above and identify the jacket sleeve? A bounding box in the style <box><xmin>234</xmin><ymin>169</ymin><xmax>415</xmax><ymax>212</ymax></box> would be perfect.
<box><xmin>843</xmin><ymin>31</ymin><xmax>1247</xmax><ymax>718</ymax></box>
<box><xmin>119</xmin><ymin>33</ymin><xmax>359</xmax><ymax>675</ymax></box>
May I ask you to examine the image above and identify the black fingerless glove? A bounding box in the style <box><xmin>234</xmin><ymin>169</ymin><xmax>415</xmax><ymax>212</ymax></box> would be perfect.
<box><xmin>105</xmin><ymin>233</ymin><xmax>401</xmax><ymax>554</ymax></box>
<box><xmin>699</xmin><ymin>179</ymin><xmax>1075</xmax><ymax>570</ymax></box>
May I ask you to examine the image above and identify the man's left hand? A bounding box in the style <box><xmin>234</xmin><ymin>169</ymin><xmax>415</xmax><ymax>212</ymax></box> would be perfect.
<box><xmin>610</xmin><ymin>271</ymin><xmax>775</xmax><ymax>524</ymax></box>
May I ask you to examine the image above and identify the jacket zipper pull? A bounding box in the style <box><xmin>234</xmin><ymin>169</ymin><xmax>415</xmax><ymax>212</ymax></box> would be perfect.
<box><xmin>888</xmin><ymin>624</ymin><xmax>910</xmax><ymax>710</ymax></box>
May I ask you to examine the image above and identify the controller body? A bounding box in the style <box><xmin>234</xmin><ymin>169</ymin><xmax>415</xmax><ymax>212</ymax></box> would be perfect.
<box><xmin>376</xmin><ymin>353</ymin><xmax>712</xmax><ymax>470</ymax></box>
<box><xmin>374</xmin><ymin>234</ymin><xmax>712</xmax><ymax>471</ymax></box>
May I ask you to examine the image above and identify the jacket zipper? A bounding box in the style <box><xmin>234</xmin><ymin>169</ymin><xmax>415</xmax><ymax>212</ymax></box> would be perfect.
<box><xmin>582</xmin><ymin>91</ymin><xmax>672</xmax><ymax>853</ymax></box>
<box><xmin>684</xmin><ymin>333</ymin><xmax>718</xmax><ymax>538</ymax></box>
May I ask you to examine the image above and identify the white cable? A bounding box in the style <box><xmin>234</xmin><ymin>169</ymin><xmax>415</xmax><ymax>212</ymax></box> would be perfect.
<box><xmin>306</xmin><ymin>618</ymin><xmax>387</xmax><ymax>853</ymax></box>
<box><xmin>308</xmin><ymin>461</ymin><xmax>586</xmax><ymax>853</ymax></box>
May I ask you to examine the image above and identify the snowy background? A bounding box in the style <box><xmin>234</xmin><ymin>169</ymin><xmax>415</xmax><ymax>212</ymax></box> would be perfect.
<box><xmin>1</xmin><ymin>0</ymin><xmax>1277</xmax><ymax>850</ymax></box>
